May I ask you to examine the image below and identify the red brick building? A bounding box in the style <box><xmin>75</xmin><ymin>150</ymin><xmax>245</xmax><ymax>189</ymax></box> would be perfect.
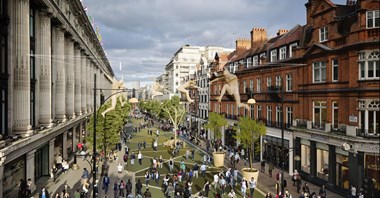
<box><xmin>209</xmin><ymin>0</ymin><xmax>379</xmax><ymax>196</ymax></box>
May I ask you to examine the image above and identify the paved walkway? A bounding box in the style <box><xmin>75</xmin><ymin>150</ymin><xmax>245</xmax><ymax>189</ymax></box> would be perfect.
<box><xmin>181</xmin><ymin>137</ymin><xmax>343</xmax><ymax>198</ymax></box>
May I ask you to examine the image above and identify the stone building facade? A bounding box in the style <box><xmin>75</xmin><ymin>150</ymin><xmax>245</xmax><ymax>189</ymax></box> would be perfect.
<box><xmin>0</xmin><ymin>0</ymin><xmax>114</xmax><ymax>196</ymax></box>
<box><xmin>209</xmin><ymin>0</ymin><xmax>379</xmax><ymax>196</ymax></box>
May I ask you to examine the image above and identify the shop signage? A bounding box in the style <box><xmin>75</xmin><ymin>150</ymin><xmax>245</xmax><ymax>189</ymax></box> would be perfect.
<box><xmin>356</xmin><ymin>143</ymin><xmax>380</xmax><ymax>153</ymax></box>
<box><xmin>310</xmin><ymin>133</ymin><xmax>329</xmax><ymax>142</ymax></box>
<box><xmin>349</xmin><ymin>116</ymin><xmax>357</xmax><ymax>123</ymax></box>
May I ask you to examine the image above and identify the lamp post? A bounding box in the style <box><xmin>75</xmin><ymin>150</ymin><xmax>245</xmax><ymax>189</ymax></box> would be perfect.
<box><xmin>91</xmin><ymin>73</ymin><xmax>138</xmax><ymax>198</ymax></box>
<box><xmin>280</xmin><ymin>86</ymin><xmax>285</xmax><ymax>196</ymax></box>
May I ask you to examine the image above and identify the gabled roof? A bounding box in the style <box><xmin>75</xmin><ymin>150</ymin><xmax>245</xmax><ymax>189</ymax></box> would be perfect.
<box><xmin>272</xmin><ymin>25</ymin><xmax>305</xmax><ymax>48</ymax></box>
<box><xmin>303</xmin><ymin>43</ymin><xmax>332</xmax><ymax>56</ymax></box>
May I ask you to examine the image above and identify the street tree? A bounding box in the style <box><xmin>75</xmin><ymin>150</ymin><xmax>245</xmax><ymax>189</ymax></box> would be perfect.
<box><xmin>161</xmin><ymin>96</ymin><xmax>186</xmax><ymax>147</ymax></box>
<box><xmin>234</xmin><ymin>116</ymin><xmax>266</xmax><ymax>170</ymax></box>
<box><xmin>204</xmin><ymin>112</ymin><xmax>228</xmax><ymax>150</ymax></box>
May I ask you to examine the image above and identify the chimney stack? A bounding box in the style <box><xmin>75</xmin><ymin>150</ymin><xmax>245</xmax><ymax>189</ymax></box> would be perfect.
<box><xmin>235</xmin><ymin>38</ymin><xmax>251</xmax><ymax>51</ymax></box>
<box><xmin>250</xmin><ymin>28</ymin><xmax>267</xmax><ymax>48</ymax></box>
<box><xmin>277</xmin><ymin>29</ymin><xmax>288</xmax><ymax>36</ymax></box>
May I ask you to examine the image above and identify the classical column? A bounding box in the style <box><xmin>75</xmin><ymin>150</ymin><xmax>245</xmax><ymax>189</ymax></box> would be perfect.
<box><xmin>63</xmin><ymin>131</ymin><xmax>68</xmax><ymax>159</ymax></box>
<box><xmin>81</xmin><ymin>52</ymin><xmax>87</xmax><ymax>114</ymax></box>
<box><xmin>86</xmin><ymin>60</ymin><xmax>91</xmax><ymax>112</ymax></box>
<box><xmin>26</xmin><ymin>150</ymin><xmax>36</xmax><ymax>186</ymax></box>
<box><xmin>65</xmin><ymin>37</ymin><xmax>75</xmax><ymax>118</ymax></box>
<box><xmin>52</xmin><ymin>26</ymin><xmax>66</xmax><ymax>122</ymax></box>
<box><xmin>11</xmin><ymin>0</ymin><xmax>33</xmax><ymax>136</ymax></box>
<box><xmin>0</xmin><ymin>153</ymin><xmax>6</xmax><ymax>196</ymax></box>
<box><xmin>72</xmin><ymin>125</ymin><xmax>77</xmax><ymax>152</ymax></box>
<box><xmin>74</xmin><ymin>45</ymin><xmax>82</xmax><ymax>116</ymax></box>
<box><xmin>38</xmin><ymin>10</ymin><xmax>54</xmax><ymax>128</ymax></box>
<box><xmin>49</xmin><ymin>138</ymin><xmax>55</xmax><ymax>172</ymax></box>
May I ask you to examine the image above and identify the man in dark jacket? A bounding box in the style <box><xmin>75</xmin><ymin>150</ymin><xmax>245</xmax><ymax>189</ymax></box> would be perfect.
<box><xmin>136</xmin><ymin>179</ymin><xmax>143</xmax><ymax>195</ymax></box>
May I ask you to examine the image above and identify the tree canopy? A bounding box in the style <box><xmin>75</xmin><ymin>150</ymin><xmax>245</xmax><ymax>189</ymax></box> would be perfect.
<box><xmin>204</xmin><ymin>112</ymin><xmax>227</xmax><ymax>141</ymax></box>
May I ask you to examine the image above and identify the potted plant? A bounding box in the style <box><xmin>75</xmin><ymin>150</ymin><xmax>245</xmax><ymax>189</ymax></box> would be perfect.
<box><xmin>204</xmin><ymin>112</ymin><xmax>228</xmax><ymax>167</ymax></box>
<box><xmin>234</xmin><ymin>116</ymin><xmax>266</xmax><ymax>181</ymax></box>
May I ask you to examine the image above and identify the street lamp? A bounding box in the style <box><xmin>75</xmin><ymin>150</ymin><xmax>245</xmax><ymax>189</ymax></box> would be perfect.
<box><xmin>92</xmin><ymin>73</ymin><xmax>138</xmax><ymax>198</ymax></box>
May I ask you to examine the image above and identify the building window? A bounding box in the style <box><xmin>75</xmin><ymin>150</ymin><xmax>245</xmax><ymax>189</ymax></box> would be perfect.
<box><xmin>275</xmin><ymin>106</ymin><xmax>282</xmax><ymax>127</ymax></box>
<box><xmin>275</xmin><ymin>75</ymin><xmax>282</xmax><ymax>87</ymax></box>
<box><xmin>250</xmin><ymin>105</ymin><xmax>254</xmax><ymax>119</ymax></box>
<box><xmin>246</xmin><ymin>57</ymin><xmax>252</xmax><ymax>68</ymax></box>
<box><xmin>332</xmin><ymin>102</ymin><xmax>339</xmax><ymax>130</ymax></box>
<box><xmin>313</xmin><ymin>101</ymin><xmax>327</xmax><ymax>128</ymax></box>
<box><xmin>336</xmin><ymin>149</ymin><xmax>349</xmax><ymax>190</ymax></box>
<box><xmin>319</xmin><ymin>26</ymin><xmax>328</xmax><ymax>42</ymax></box>
<box><xmin>257</xmin><ymin>105</ymin><xmax>262</xmax><ymax>119</ymax></box>
<box><xmin>358</xmin><ymin>100</ymin><xmax>380</xmax><ymax>135</ymax></box>
<box><xmin>286</xmin><ymin>74</ymin><xmax>292</xmax><ymax>92</ymax></box>
<box><xmin>243</xmin><ymin>80</ymin><xmax>247</xmax><ymax>93</ymax></box>
<box><xmin>279</xmin><ymin>47</ymin><xmax>286</xmax><ymax>60</ymax></box>
<box><xmin>270</xmin><ymin>49</ymin><xmax>277</xmax><ymax>62</ymax></box>
<box><xmin>259</xmin><ymin>53</ymin><xmax>266</xmax><ymax>64</ymax></box>
<box><xmin>359</xmin><ymin>51</ymin><xmax>379</xmax><ymax>80</ymax></box>
<box><xmin>313</xmin><ymin>61</ymin><xmax>327</xmax><ymax>83</ymax></box>
<box><xmin>317</xmin><ymin>144</ymin><xmax>329</xmax><ymax>181</ymax></box>
<box><xmin>266</xmin><ymin>77</ymin><xmax>272</xmax><ymax>89</ymax></box>
<box><xmin>249</xmin><ymin>79</ymin><xmax>254</xmax><ymax>93</ymax></box>
<box><xmin>332</xmin><ymin>59</ymin><xmax>338</xmax><ymax>81</ymax></box>
<box><xmin>257</xmin><ymin>78</ymin><xmax>261</xmax><ymax>93</ymax></box>
<box><xmin>301</xmin><ymin>144</ymin><xmax>311</xmax><ymax>173</ymax></box>
<box><xmin>289</xmin><ymin>43</ymin><xmax>297</xmax><ymax>58</ymax></box>
<box><xmin>286</xmin><ymin>106</ymin><xmax>293</xmax><ymax>128</ymax></box>
<box><xmin>253</xmin><ymin>56</ymin><xmax>258</xmax><ymax>66</ymax></box>
<box><xmin>267</xmin><ymin>106</ymin><xmax>272</xmax><ymax>126</ymax></box>
<box><xmin>366</xmin><ymin>10</ymin><xmax>379</xmax><ymax>29</ymax></box>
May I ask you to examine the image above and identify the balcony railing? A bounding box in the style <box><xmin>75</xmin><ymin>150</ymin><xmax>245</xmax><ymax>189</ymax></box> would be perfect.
<box><xmin>296</xmin><ymin>119</ymin><xmax>307</xmax><ymax>128</ymax></box>
<box><xmin>312</xmin><ymin>122</ymin><xmax>326</xmax><ymax>130</ymax></box>
<box><xmin>356</xmin><ymin>128</ymin><xmax>380</xmax><ymax>138</ymax></box>
<box><xmin>331</xmin><ymin>125</ymin><xmax>346</xmax><ymax>134</ymax></box>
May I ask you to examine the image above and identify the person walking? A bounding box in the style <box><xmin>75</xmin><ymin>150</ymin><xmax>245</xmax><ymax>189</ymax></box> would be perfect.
<box><xmin>261</xmin><ymin>160</ymin><xmax>266</xmax><ymax>173</ymax></box>
<box><xmin>201</xmin><ymin>163</ymin><xmax>207</xmax><ymax>177</ymax></box>
<box><xmin>319</xmin><ymin>185</ymin><xmax>327</xmax><ymax>198</ymax></box>
<box><xmin>113</xmin><ymin>181</ymin><xmax>118</xmax><ymax>198</ymax></box>
<box><xmin>193</xmin><ymin>163</ymin><xmax>199</xmax><ymax>178</ymax></box>
<box><xmin>241</xmin><ymin>178</ymin><xmax>248</xmax><ymax>198</ymax></box>
<box><xmin>203</xmin><ymin>181</ymin><xmax>210</xmax><ymax>197</ymax></box>
<box><xmin>168</xmin><ymin>157</ymin><xmax>174</xmax><ymax>172</ymax></box>
<box><xmin>165</xmin><ymin>183</ymin><xmax>174</xmax><ymax>198</ymax></box>
<box><xmin>81</xmin><ymin>168</ymin><xmax>89</xmax><ymax>185</ymax></box>
<box><xmin>144</xmin><ymin>170</ymin><xmax>150</xmax><ymax>188</ymax></box>
<box><xmin>138</xmin><ymin>151</ymin><xmax>143</xmax><ymax>165</ymax></box>
<box><xmin>249</xmin><ymin>177</ymin><xmax>257</xmax><ymax>198</ymax></box>
<box><xmin>131</xmin><ymin>151</ymin><xmax>135</xmax><ymax>166</ymax></box>
<box><xmin>135</xmin><ymin>179</ymin><xmax>143</xmax><ymax>195</ymax></box>
<box><xmin>102</xmin><ymin>174</ymin><xmax>110</xmax><ymax>194</ymax></box>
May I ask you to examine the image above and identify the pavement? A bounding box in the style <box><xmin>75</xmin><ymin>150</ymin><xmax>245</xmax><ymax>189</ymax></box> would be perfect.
<box><xmin>31</xmin><ymin>120</ymin><xmax>343</xmax><ymax>198</ymax></box>
<box><xmin>182</xmin><ymin>137</ymin><xmax>344</xmax><ymax>198</ymax></box>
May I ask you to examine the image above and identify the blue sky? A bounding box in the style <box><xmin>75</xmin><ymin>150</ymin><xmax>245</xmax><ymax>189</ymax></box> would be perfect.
<box><xmin>84</xmin><ymin>0</ymin><xmax>348</xmax><ymax>87</ymax></box>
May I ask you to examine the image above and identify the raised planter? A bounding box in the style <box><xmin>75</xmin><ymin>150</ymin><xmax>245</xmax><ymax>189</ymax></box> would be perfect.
<box><xmin>212</xmin><ymin>152</ymin><xmax>225</xmax><ymax>167</ymax></box>
<box><xmin>241</xmin><ymin>168</ymin><xmax>259</xmax><ymax>183</ymax></box>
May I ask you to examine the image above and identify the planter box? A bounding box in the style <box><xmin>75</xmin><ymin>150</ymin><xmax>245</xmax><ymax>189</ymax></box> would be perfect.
<box><xmin>241</xmin><ymin>168</ymin><xmax>259</xmax><ymax>183</ymax></box>
<box><xmin>213</xmin><ymin>152</ymin><xmax>225</xmax><ymax>167</ymax></box>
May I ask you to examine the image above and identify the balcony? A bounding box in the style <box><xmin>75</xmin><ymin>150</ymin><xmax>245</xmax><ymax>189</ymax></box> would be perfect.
<box><xmin>312</xmin><ymin>122</ymin><xmax>326</xmax><ymax>131</ymax></box>
<box><xmin>226</xmin><ymin>114</ymin><xmax>238</xmax><ymax>120</ymax></box>
<box><xmin>330</xmin><ymin>125</ymin><xmax>347</xmax><ymax>134</ymax></box>
<box><xmin>296</xmin><ymin>119</ymin><xmax>307</xmax><ymax>128</ymax></box>
<box><xmin>356</xmin><ymin>128</ymin><xmax>380</xmax><ymax>139</ymax></box>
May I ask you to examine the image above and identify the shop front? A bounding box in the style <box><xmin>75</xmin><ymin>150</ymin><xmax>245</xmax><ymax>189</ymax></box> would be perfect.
<box><xmin>2</xmin><ymin>155</ymin><xmax>26</xmax><ymax>197</ymax></box>
<box><xmin>263</xmin><ymin>136</ymin><xmax>290</xmax><ymax>170</ymax></box>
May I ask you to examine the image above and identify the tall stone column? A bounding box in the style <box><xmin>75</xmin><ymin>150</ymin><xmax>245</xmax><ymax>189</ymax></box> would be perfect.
<box><xmin>65</xmin><ymin>37</ymin><xmax>75</xmax><ymax>118</ymax></box>
<box><xmin>26</xmin><ymin>150</ymin><xmax>36</xmax><ymax>185</ymax></box>
<box><xmin>86</xmin><ymin>60</ymin><xmax>91</xmax><ymax>112</ymax></box>
<box><xmin>49</xmin><ymin>138</ymin><xmax>55</xmax><ymax>171</ymax></box>
<box><xmin>0</xmin><ymin>153</ymin><xmax>6</xmax><ymax>196</ymax></box>
<box><xmin>81</xmin><ymin>52</ymin><xmax>87</xmax><ymax>114</ymax></box>
<box><xmin>74</xmin><ymin>45</ymin><xmax>82</xmax><ymax>116</ymax></box>
<box><xmin>11</xmin><ymin>0</ymin><xmax>33</xmax><ymax>136</ymax></box>
<box><xmin>52</xmin><ymin>26</ymin><xmax>66</xmax><ymax>122</ymax></box>
<box><xmin>62</xmin><ymin>131</ymin><xmax>68</xmax><ymax>159</ymax></box>
<box><xmin>72</xmin><ymin>125</ymin><xmax>77</xmax><ymax>152</ymax></box>
<box><xmin>38</xmin><ymin>10</ymin><xmax>54</xmax><ymax>128</ymax></box>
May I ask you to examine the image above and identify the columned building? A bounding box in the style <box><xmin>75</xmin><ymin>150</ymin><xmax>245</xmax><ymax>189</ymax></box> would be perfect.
<box><xmin>0</xmin><ymin>0</ymin><xmax>114</xmax><ymax>196</ymax></box>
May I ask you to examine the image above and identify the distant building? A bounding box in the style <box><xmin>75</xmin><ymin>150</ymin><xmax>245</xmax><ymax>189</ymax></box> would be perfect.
<box><xmin>130</xmin><ymin>81</ymin><xmax>141</xmax><ymax>89</ymax></box>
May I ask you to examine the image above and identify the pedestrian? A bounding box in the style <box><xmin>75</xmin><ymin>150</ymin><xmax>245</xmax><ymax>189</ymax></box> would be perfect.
<box><xmin>249</xmin><ymin>177</ymin><xmax>257</xmax><ymax>198</ymax></box>
<box><xmin>74</xmin><ymin>189</ymin><xmax>80</xmax><ymax>198</ymax></box>
<box><xmin>265</xmin><ymin>192</ymin><xmax>273</xmax><ymax>198</ymax></box>
<box><xmin>158</xmin><ymin>155</ymin><xmax>163</xmax><ymax>168</ymax></box>
<box><xmin>39</xmin><ymin>187</ymin><xmax>50</xmax><ymax>198</ymax></box>
<box><xmin>131</xmin><ymin>151</ymin><xmax>135</xmax><ymax>165</ymax></box>
<box><xmin>81</xmin><ymin>168</ymin><xmax>89</xmax><ymax>185</ymax></box>
<box><xmin>118</xmin><ymin>180</ymin><xmax>125</xmax><ymax>197</ymax></box>
<box><xmin>269</xmin><ymin>162</ymin><xmax>274</xmax><ymax>177</ymax></box>
<box><xmin>154</xmin><ymin>170</ymin><xmax>160</xmax><ymax>186</ymax></box>
<box><xmin>261</xmin><ymin>160</ymin><xmax>266</xmax><ymax>172</ymax></box>
<box><xmin>319</xmin><ymin>185</ymin><xmax>326</xmax><ymax>198</ymax></box>
<box><xmin>26</xmin><ymin>178</ymin><xmax>33</xmax><ymax>197</ymax></box>
<box><xmin>219</xmin><ymin>175</ymin><xmax>226</xmax><ymax>195</ymax></box>
<box><xmin>285</xmin><ymin>189</ymin><xmax>292</xmax><ymax>198</ymax></box>
<box><xmin>302</xmin><ymin>183</ymin><xmax>310</xmax><ymax>194</ymax></box>
<box><xmin>165</xmin><ymin>183</ymin><xmax>174</xmax><ymax>198</ymax></box>
<box><xmin>213</xmin><ymin>173</ymin><xmax>219</xmax><ymax>189</ymax></box>
<box><xmin>102</xmin><ymin>174</ymin><xmax>110</xmax><ymax>194</ymax></box>
<box><xmin>293</xmin><ymin>169</ymin><xmax>299</xmax><ymax>186</ymax></box>
<box><xmin>163</xmin><ymin>174</ymin><xmax>170</xmax><ymax>191</ymax></box>
<box><xmin>191</xmin><ymin>149</ymin><xmax>195</xmax><ymax>160</ymax></box>
<box><xmin>143</xmin><ymin>140</ymin><xmax>146</xmax><ymax>149</ymax></box>
<box><xmin>153</xmin><ymin>141</ymin><xmax>158</xmax><ymax>152</ymax></box>
<box><xmin>143</xmin><ymin>188</ymin><xmax>152</xmax><ymax>198</ymax></box>
<box><xmin>144</xmin><ymin>170</ymin><xmax>150</xmax><ymax>187</ymax></box>
<box><xmin>204</xmin><ymin>181</ymin><xmax>210</xmax><ymax>197</ymax></box>
<box><xmin>228</xmin><ymin>189</ymin><xmax>237</xmax><ymax>198</ymax></box>
<box><xmin>193</xmin><ymin>163</ymin><xmax>199</xmax><ymax>178</ymax></box>
<box><xmin>135</xmin><ymin>179</ymin><xmax>143</xmax><ymax>195</ymax></box>
<box><xmin>138</xmin><ymin>151</ymin><xmax>143</xmax><ymax>165</ymax></box>
<box><xmin>168</xmin><ymin>157</ymin><xmax>174</xmax><ymax>172</ymax></box>
<box><xmin>350</xmin><ymin>185</ymin><xmax>357</xmax><ymax>198</ymax></box>
<box><xmin>200</xmin><ymin>163</ymin><xmax>206</xmax><ymax>177</ymax></box>
<box><xmin>113</xmin><ymin>181</ymin><xmax>118</xmax><ymax>198</ymax></box>
<box><xmin>241</xmin><ymin>178</ymin><xmax>247</xmax><ymax>198</ymax></box>
<box><xmin>126</xmin><ymin>179</ymin><xmax>132</xmax><ymax>195</ymax></box>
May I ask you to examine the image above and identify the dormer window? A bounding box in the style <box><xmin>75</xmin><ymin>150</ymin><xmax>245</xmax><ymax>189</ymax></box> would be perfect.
<box><xmin>270</xmin><ymin>49</ymin><xmax>277</xmax><ymax>62</ymax></box>
<box><xmin>319</xmin><ymin>27</ymin><xmax>328</xmax><ymax>42</ymax></box>
<box><xmin>253</xmin><ymin>56</ymin><xmax>259</xmax><ymax>66</ymax></box>
<box><xmin>367</xmin><ymin>10</ymin><xmax>379</xmax><ymax>29</ymax></box>
<box><xmin>279</xmin><ymin>47</ymin><xmax>286</xmax><ymax>60</ymax></box>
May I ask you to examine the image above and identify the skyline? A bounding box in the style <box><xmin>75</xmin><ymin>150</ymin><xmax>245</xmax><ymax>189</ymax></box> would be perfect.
<box><xmin>85</xmin><ymin>0</ymin><xmax>348</xmax><ymax>86</ymax></box>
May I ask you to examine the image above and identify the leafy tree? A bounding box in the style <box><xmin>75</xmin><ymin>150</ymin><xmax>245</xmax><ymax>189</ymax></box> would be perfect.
<box><xmin>204</xmin><ymin>112</ymin><xmax>228</xmax><ymax>149</ymax></box>
<box><xmin>87</xmin><ymin>100</ymin><xmax>131</xmax><ymax>156</ymax></box>
<box><xmin>161</xmin><ymin>96</ymin><xmax>186</xmax><ymax>146</ymax></box>
<box><xmin>234</xmin><ymin>116</ymin><xmax>266</xmax><ymax>170</ymax></box>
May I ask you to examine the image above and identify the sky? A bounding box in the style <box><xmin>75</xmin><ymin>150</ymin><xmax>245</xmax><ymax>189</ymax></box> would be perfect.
<box><xmin>84</xmin><ymin>0</ymin><xmax>348</xmax><ymax>87</ymax></box>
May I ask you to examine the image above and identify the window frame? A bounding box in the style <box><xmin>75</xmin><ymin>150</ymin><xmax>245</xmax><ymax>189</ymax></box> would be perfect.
<box><xmin>319</xmin><ymin>26</ymin><xmax>328</xmax><ymax>42</ymax></box>
<box><xmin>289</xmin><ymin>43</ymin><xmax>297</xmax><ymax>58</ymax></box>
<box><xmin>313</xmin><ymin>61</ymin><xmax>327</xmax><ymax>83</ymax></box>
<box><xmin>279</xmin><ymin>46</ymin><xmax>287</xmax><ymax>60</ymax></box>
<box><xmin>286</xmin><ymin>74</ymin><xmax>292</xmax><ymax>92</ymax></box>
<box><xmin>366</xmin><ymin>10</ymin><xmax>380</xmax><ymax>29</ymax></box>
<box><xmin>332</xmin><ymin>59</ymin><xmax>338</xmax><ymax>82</ymax></box>
<box><xmin>270</xmin><ymin>49</ymin><xmax>277</xmax><ymax>62</ymax></box>
<box><xmin>257</xmin><ymin>78</ymin><xmax>261</xmax><ymax>93</ymax></box>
